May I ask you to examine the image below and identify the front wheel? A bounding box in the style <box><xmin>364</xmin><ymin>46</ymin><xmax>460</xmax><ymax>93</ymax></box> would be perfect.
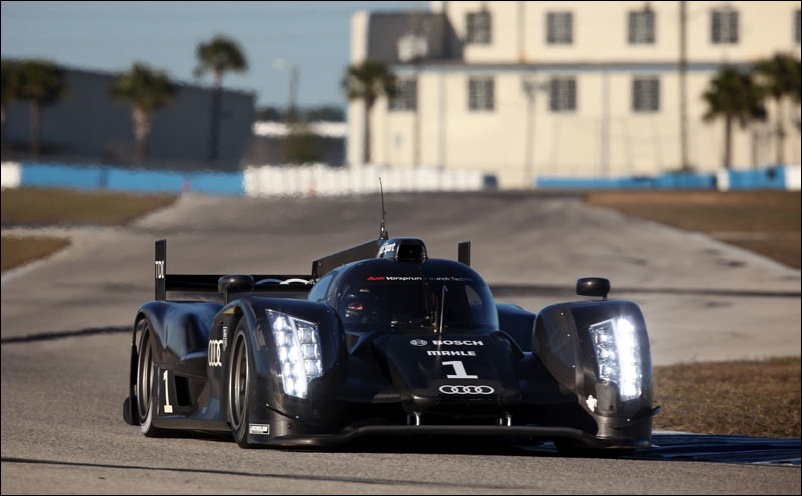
<box><xmin>136</xmin><ymin>318</ymin><xmax>167</xmax><ymax>437</ymax></box>
<box><xmin>227</xmin><ymin>321</ymin><xmax>254</xmax><ymax>448</ymax></box>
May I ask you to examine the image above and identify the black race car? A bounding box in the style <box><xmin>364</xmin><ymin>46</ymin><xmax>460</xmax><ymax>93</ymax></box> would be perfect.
<box><xmin>123</xmin><ymin>225</ymin><xmax>659</xmax><ymax>456</ymax></box>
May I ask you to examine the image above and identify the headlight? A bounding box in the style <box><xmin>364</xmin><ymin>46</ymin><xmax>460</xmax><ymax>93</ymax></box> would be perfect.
<box><xmin>266</xmin><ymin>310</ymin><xmax>323</xmax><ymax>399</ymax></box>
<box><xmin>588</xmin><ymin>317</ymin><xmax>642</xmax><ymax>400</ymax></box>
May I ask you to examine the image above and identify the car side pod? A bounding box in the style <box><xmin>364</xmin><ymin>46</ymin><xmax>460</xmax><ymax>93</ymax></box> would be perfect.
<box><xmin>576</xmin><ymin>277</ymin><xmax>610</xmax><ymax>300</ymax></box>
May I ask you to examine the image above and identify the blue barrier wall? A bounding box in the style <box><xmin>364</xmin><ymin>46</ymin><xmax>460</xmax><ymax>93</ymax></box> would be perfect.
<box><xmin>726</xmin><ymin>166</ymin><xmax>786</xmax><ymax>190</ymax></box>
<box><xmin>536</xmin><ymin>171</ymin><xmax>717</xmax><ymax>190</ymax></box>
<box><xmin>5</xmin><ymin>161</ymin><xmax>798</xmax><ymax>194</ymax></box>
<box><xmin>17</xmin><ymin>163</ymin><xmax>243</xmax><ymax>196</ymax></box>
<box><xmin>535</xmin><ymin>166</ymin><xmax>794</xmax><ymax>191</ymax></box>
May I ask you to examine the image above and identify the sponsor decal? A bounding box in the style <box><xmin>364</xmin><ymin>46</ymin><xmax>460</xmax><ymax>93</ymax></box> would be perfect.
<box><xmin>365</xmin><ymin>276</ymin><xmax>474</xmax><ymax>283</ymax></box>
<box><xmin>409</xmin><ymin>339</ymin><xmax>484</xmax><ymax>347</ymax></box>
<box><xmin>427</xmin><ymin>350</ymin><xmax>476</xmax><ymax>356</ymax></box>
<box><xmin>155</xmin><ymin>260</ymin><xmax>165</xmax><ymax>279</ymax></box>
<box><xmin>432</xmin><ymin>340</ymin><xmax>483</xmax><ymax>346</ymax></box>
<box><xmin>208</xmin><ymin>339</ymin><xmax>224</xmax><ymax>367</ymax></box>
<box><xmin>379</xmin><ymin>242</ymin><xmax>396</xmax><ymax>256</ymax></box>
<box><xmin>249</xmin><ymin>423</ymin><xmax>270</xmax><ymax>435</ymax></box>
<box><xmin>438</xmin><ymin>385</ymin><xmax>495</xmax><ymax>395</ymax></box>
<box><xmin>585</xmin><ymin>395</ymin><xmax>598</xmax><ymax>412</ymax></box>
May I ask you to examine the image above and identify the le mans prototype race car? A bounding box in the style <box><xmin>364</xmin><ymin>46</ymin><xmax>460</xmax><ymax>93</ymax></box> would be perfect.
<box><xmin>123</xmin><ymin>220</ymin><xmax>660</xmax><ymax>456</ymax></box>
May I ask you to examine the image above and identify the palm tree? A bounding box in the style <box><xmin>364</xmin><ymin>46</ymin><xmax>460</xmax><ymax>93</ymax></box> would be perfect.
<box><xmin>341</xmin><ymin>60</ymin><xmax>396</xmax><ymax>165</ymax></box>
<box><xmin>110</xmin><ymin>63</ymin><xmax>176</xmax><ymax>165</ymax></box>
<box><xmin>193</xmin><ymin>35</ymin><xmax>248</xmax><ymax>164</ymax></box>
<box><xmin>702</xmin><ymin>65</ymin><xmax>764</xmax><ymax>169</ymax></box>
<box><xmin>751</xmin><ymin>53</ymin><xmax>802</xmax><ymax>165</ymax></box>
<box><xmin>16</xmin><ymin>59</ymin><xmax>67</xmax><ymax>158</ymax></box>
<box><xmin>1</xmin><ymin>60</ymin><xmax>24</xmax><ymax>154</ymax></box>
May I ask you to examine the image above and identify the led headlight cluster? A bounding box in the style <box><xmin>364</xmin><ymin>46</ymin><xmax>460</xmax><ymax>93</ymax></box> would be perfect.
<box><xmin>588</xmin><ymin>318</ymin><xmax>642</xmax><ymax>400</ymax></box>
<box><xmin>267</xmin><ymin>310</ymin><xmax>323</xmax><ymax>399</ymax></box>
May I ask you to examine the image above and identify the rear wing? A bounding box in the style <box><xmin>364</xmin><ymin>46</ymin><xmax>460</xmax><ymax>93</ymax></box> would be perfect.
<box><xmin>309</xmin><ymin>232</ymin><xmax>472</xmax><ymax>280</ymax></box>
<box><xmin>154</xmin><ymin>237</ymin><xmax>472</xmax><ymax>301</ymax></box>
<box><xmin>154</xmin><ymin>239</ymin><xmax>313</xmax><ymax>301</ymax></box>
<box><xmin>311</xmin><ymin>238</ymin><xmax>385</xmax><ymax>280</ymax></box>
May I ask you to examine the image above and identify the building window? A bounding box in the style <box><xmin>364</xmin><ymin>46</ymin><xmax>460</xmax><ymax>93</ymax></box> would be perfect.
<box><xmin>632</xmin><ymin>77</ymin><xmax>660</xmax><ymax>112</ymax></box>
<box><xmin>547</xmin><ymin>11</ymin><xmax>573</xmax><ymax>45</ymax></box>
<box><xmin>549</xmin><ymin>77</ymin><xmax>576</xmax><ymax>112</ymax></box>
<box><xmin>795</xmin><ymin>9</ymin><xmax>800</xmax><ymax>44</ymax></box>
<box><xmin>628</xmin><ymin>8</ymin><xmax>655</xmax><ymax>44</ymax></box>
<box><xmin>468</xmin><ymin>77</ymin><xmax>494</xmax><ymax>111</ymax></box>
<box><xmin>389</xmin><ymin>78</ymin><xmax>417</xmax><ymax>112</ymax></box>
<box><xmin>711</xmin><ymin>7</ymin><xmax>739</xmax><ymax>44</ymax></box>
<box><xmin>466</xmin><ymin>11</ymin><xmax>492</xmax><ymax>44</ymax></box>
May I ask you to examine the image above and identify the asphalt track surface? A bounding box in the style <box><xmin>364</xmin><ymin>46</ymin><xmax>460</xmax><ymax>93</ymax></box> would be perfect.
<box><xmin>1</xmin><ymin>191</ymin><xmax>800</xmax><ymax>494</ymax></box>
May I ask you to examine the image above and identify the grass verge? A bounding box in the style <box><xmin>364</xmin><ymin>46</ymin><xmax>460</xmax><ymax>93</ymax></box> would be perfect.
<box><xmin>653</xmin><ymin>357</ymin><xmax>800</xmax><ymax>438</ymax></box>
<box><xmin>583</xmin><ymin>190</ymin><xmax>801</xmax><ymax>270</ymax></box>
<box><xmin>1</xmin><ymin>186</ymin><xmax>178</xmax><ymax>227</ymax></box>
<box><xmin>1</xmin><ymin>187</ymin><xmax>800</xmax><ymax>438</ymax></box>
<box><xmin>1</xmin><ymin>236</ymin><xmax>71</xmax><ymax>273</ymax></box>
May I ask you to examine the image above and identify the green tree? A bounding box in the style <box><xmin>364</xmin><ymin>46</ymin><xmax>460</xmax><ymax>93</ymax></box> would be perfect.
<box><xmin>193</xmin><ymin>34</ymin><xmax>248</xmax><ymax>164</ymax></box>
<box><xmin>304</xmin><ymin>105</ymin><xmax>345</xmax><ymax>122</ymax></box>
<box><xmin>341</xmin><ymin>60</ymin><xmax>396</xmax><ymax>164</ymax></box>
<box><xmin>1</xmin><ymin>60</ymin><xmax>24</xmax><ymax>154</ymax></box>
<box><xmin>110</xmin><ymin>63</ymin><xmax>176</xmax><ymax>165</ymax></box>
<box><xmin>751</xmin><ymin>53</ymin><xmax>802</xmax><ymax>165</ymax></box>
<box><xmin>16</xmin><ymin>59</ymin><xmax>67</xmax><ymax>158</ymax></box>
<box><xmin>255</xmin><ymin>106</ymin><xmax>283</xmax><ymax>122</ymax></box>
<box><xmin>284</xmin><ymin>120</ymin><xmax>322</xmax><ymax>165</ymax></box>
<box><xmin>702</xmin><ymin>65</ymin><xmax>764</xmax><ymax>169</ymax></box>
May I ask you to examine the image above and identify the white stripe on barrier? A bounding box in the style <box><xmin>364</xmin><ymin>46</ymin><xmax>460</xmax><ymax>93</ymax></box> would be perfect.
<box><xmin>1</xmin><ymin>162</ymin><xmax>21</xmax><ymax>189</ymax></box>
<box><xmin>242</xmin><ymin>164</ymin><xmax>487</xmax><ymax>197</ymax></box>
<box><xmin>786</xmin><ymin>164</ymin><xmax>801</xmax><ymax>191</ymax></box>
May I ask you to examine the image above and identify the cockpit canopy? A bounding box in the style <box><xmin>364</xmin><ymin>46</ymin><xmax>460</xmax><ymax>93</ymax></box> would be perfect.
<box><xmin>310</xmin><ymin>256</ymin><xmax>499</xmax><ymax>332</ymax></box>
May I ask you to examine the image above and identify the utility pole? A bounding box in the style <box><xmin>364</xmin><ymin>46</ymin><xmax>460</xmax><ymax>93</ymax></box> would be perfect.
<box><xmin>287</xmin><ymin>64</ymin><xmax>299</xmax><ymax>124</ymax></box>
<box><xmin>679</xmin><ymin>1</ymin><xmax>689</xmax><ymax>170</ymax></box>
<box><xmin>522</xmin><ymin>77</ymin><xmax>539</xmax><ymax>187</ymax></box>
<box><xmin>411</xmin><ymin>9</ymin><xmax>424</xmax><ymax>167</ymax></box>
<box><xmin>601</xmin><ymin>70</ymin><xmax>610</xmax><ymax>177</ymax></box>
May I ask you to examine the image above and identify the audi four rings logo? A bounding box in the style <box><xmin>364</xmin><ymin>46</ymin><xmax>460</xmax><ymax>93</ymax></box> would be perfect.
<box><xmin>409</xmin><ymin>339</ymin><xmax>428</xmax><ymax>346</ymax></box>
<box><xmin>438</xmin><ymin>385</ymin><xmax>495</xmax><ymax>395</ymax></box>
<box><xmin>208</xmin><ymin>340</ymin><xmax>224</xmax><ymax>367</ymax></box>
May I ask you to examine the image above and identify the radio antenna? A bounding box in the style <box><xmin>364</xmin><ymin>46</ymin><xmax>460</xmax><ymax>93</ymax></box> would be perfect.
<box><xmin>378</xmin><ymin>177</ymin><xmax>388</xmax><ymax>240</ymax></box>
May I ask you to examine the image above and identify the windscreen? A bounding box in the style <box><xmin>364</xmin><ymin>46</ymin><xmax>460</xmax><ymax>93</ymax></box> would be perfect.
<box><xmin>336</xmin><ymin>272</ymin><xmax>498</xmax><ymax>332</ymax></box>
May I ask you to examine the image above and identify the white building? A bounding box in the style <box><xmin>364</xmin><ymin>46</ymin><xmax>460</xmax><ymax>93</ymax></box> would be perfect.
<box><xmin>347</xmin><ymin>1</ymin><xmax>801</xmax><ymax>189</ymax></box>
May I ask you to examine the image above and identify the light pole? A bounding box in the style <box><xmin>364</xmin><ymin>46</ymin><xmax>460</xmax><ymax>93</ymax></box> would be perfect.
<box><xmin>679</xmin><ymin>1</ymin><xmax>689</xmax><ymax>170</ymax></box>
<box><xmin>273</xmin><ymin>58</ymin><xmax>299</xmax><ymax>123</ymax></box>
<box><xmin>521</xmin><ymin>77</ymin><xmax>547</xmax><ymax>188</ymax></box>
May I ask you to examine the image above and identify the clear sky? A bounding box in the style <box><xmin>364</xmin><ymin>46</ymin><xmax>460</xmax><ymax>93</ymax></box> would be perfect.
<box><xmin>0</xmin><ymin>1</ymin><xmax>428</xmax><ymax>109</ymax></box>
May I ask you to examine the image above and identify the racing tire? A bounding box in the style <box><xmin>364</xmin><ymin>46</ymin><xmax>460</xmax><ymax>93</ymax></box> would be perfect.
<box><xmin>136</xmin><ymin>318</ymin><xmax>167</xmax><ymax>437</ymax></box>
<box><xmin>226</xmin><ymin>321</ymin><xmax>255</xmax><ymax>448</ymax></box>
